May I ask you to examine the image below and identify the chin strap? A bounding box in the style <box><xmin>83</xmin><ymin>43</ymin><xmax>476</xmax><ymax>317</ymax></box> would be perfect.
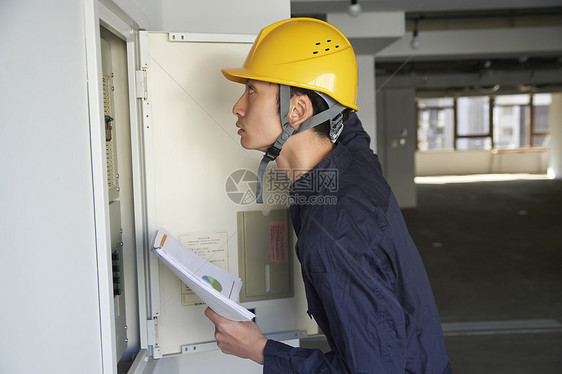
<box><xmin>255</xmin><ymin>85</ymin><xmax>347</xmax><ymax>203</ymax></box>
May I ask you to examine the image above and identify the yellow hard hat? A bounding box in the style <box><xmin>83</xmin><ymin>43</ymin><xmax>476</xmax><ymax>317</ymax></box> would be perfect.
<box><xmin>222</xmin><ymin>18</ymin><xmax>359</xmax><ymax>111</ymax></box>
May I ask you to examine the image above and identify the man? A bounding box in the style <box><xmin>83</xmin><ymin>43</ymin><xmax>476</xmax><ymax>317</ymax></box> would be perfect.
<box><xmin>205</xmin><ymin>18</ymin><xmax>452</xmax><ymax>373</ymax></box>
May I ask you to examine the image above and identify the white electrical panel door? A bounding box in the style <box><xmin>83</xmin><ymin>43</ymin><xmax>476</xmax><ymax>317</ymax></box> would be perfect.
<box><xmin>141</xmin><ymin>33</ymin><xmax>317</xmax><ymax>357</ymax></box>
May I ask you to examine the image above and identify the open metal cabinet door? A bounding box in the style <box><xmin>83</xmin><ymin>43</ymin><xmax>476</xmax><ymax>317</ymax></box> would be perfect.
<box><xmin>133</xmin><ymin>31</ymin><xmax>315</xmax><ymax>373</ymax></box>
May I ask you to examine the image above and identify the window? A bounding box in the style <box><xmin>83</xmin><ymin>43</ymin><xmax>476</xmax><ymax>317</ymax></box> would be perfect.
<box><xmin>416</xmin><ymin>93</ymin><xmax>552</xmax><ymax>152</ymax></box>
<box><xmin>533</xmin><ymin>93</ymin><xmax>552</xmax><ymax>147</ymax></box>
<box><xmin>493</xmin><ymin>95</ymin><xmax>530</xmax><ymax>149</ymax></box>
<box><xmin>417</xmin><ymin>98</ymin><xmax>454</xmax><ymax>151</ymax></box>
<box><xmin>457</xmin><ymin>96</ymin><xmax>490</xmax><ymax>136</ymax></box>
<box><xmin>457</xmin><ymin>96</ymin><xmax>491</xmax><ymax>150</ymax></box>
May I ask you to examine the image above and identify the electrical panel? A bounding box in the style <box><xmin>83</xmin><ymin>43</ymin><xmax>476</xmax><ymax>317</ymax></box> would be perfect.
<box><xmin>109</xmin><ymin>200</ymin><xmax>127</xmax><ymax>358</ymax></box>
<box><xmin>101</xmin><ymin>36</ymin><xmax>128</xmax><ymax>361</ymax></box>
<box><xmin>133</xmin><ymin>32</ymin><xmax>316</xmax><ymax>363</ymax></box>
<box><xmin>237</xmin><ymin>209</ymin><xmax>293</xmax><ymax>302</ymax></box>
<box><xmin>103</xmin><ymin>72</ymin><xmax>119</xmax><ymax>201</ymax></box>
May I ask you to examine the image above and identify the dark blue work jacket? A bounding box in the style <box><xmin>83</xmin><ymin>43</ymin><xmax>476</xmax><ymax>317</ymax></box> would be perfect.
<box><xmin>263</xmin><ymin>113</ymin><xmax>452</xmax><ymax>374</ymax></box>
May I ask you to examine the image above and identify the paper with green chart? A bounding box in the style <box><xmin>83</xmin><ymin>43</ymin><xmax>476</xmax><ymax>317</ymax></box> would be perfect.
<box><xmin>152</xmin><ymin>229</ymin><xmax>255</xmax><ymax>321</ymax></box>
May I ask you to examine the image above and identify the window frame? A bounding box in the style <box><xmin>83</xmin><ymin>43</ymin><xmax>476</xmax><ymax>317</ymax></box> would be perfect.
<box><xmin>416</xmin><ymin>93</ymin><xmax>551</xmax><ymax>152</ymax></box>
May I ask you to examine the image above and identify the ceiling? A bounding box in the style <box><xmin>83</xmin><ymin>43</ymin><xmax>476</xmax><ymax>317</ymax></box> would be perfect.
<box><xmin>290</xmin><ymin>0</ymin><xmax>562</xmax><ymax>93</ymax></box>
<box><xmin>291</xmin><ymin>0</ymin><xmax>562</xmax><ymax>15</ymax></box>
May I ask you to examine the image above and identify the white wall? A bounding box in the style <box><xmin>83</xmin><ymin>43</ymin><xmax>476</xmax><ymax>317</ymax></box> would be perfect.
<box><xmin>375</xmin><ymin>87</ymin><xmax>418</xmax><ymax>207</ymax></box>
<box><xmin>416</xmin><ymin>149</ymin><xmax>550</xmax><ymax>176</ymax></box>
<box><xmin>356</xmin><ymin>55</ymin><xmax>377</xmax><ymax>150</ymax></box>
<box><xmin>0</xmin><ymin>1</ymin><xmax>104</xmax><ymax>373</ymax></box>
<box><xmin>161</xmin><ymin>0</ymin><xmax>289</xmax><ymax>33</ymax></box>
<box><xmin>548</xmin><ymin>93</ymin><xmax>562</xmax><ymax>178</ymax></box>
<box><xmin>105</xmin><ymin>0</ymin><xmax>163</xmax><ymax>29</ymax></box>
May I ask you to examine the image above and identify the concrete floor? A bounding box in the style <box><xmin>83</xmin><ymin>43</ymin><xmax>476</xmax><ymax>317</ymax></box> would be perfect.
<box><xmin>401</xmin><ymin>177</ymin><xmax>562</xmax><ymax>373</ymax></box>
<box><xmin>302</xmin><ymin>176</ymin><xmax>562</xmax><ymax>373</ymax></box>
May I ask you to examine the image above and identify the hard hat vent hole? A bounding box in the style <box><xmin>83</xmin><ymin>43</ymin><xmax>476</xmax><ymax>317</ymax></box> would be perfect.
<box><xmin>313</xmin><ymin>39</ymin><xmax>340</xmax><ymax>55</ymax></box>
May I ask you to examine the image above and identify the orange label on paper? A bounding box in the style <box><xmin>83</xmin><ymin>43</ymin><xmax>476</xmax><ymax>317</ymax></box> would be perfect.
<box><xmin>160</xmin><ymin>234</ymin><xmax>168</xmax><ymax>248</ymax></box>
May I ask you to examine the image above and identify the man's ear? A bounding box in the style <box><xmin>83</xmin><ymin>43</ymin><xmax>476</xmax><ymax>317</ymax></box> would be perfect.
<box><xmin>288</xmin><ymin>94</ymin><xmax>314</xmax><ymax>132</ymax></box>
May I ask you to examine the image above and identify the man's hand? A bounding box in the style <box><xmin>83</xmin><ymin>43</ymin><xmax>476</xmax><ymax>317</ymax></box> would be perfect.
<box><xmin>204</xmin><ymin>307</ymin><xmax>268</xmax><ymax>365</ymax></box>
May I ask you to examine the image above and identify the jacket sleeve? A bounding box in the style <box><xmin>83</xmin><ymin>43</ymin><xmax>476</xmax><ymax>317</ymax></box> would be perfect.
<box><xmin>263</xmin><ymin>340</ymin><xmax>346</xmax><ymax>374</ymax></box>
<box><xmin>263</xmin><ymin>242</ymin><xmax>408</xmax><ymax>373</ymax></box>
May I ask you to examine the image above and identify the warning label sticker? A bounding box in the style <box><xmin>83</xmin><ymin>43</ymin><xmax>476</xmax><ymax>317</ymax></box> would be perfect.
<box><xmin>269</xmin><ymin>221</ymin><xmax>288</xmax><ymax>263</ymax></box>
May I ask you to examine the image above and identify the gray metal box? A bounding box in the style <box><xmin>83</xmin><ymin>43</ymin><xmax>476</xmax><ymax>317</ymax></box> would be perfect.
<box><xmin>237</xmin><ymin>209</ymin><xmax>293</xmax><ymax>302</ymax></box>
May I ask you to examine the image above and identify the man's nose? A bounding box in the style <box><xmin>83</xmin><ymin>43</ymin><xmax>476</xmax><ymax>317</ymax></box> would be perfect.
<box><xmin>232</xmin><ymin>93</ymin><xmax>245</xmax><ymax>117</ymax></box>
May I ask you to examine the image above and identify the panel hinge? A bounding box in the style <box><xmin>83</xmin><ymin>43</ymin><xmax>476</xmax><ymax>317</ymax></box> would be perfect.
<box><xmin>147</xmin><ymin>317</ymin><xmax>162</xmax><ymax>359</ymax></box>
<box><xmin>139</xmin><ymin>31</ymin><xmax>150</xmax><ymax>68</ymax></box>
<box><xmin>135</xmin><ymin>70</ymin><xmax>148</xmax><ymax>100</ymax></box>
<box><xmin>142</xmin><ymin>99</ymin><xmax>152</xmax><ymax>131</ymax></box>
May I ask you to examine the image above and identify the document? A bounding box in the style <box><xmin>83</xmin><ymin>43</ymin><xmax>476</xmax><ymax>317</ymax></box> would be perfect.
<box><xmin>152</xmin><ymin>229</ymin><xmax>255</xmax><ymax>321</ymax></box>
